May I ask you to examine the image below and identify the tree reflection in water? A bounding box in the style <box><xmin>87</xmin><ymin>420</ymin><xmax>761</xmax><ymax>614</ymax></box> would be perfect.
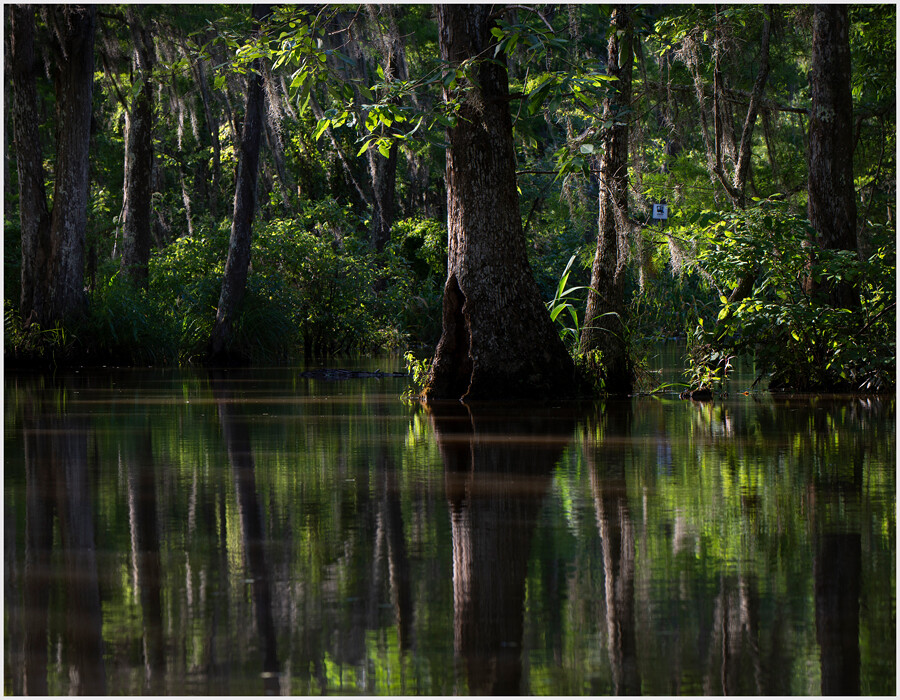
<box><xmin>583</xmin><ymin>403</ymin><xmax>640</xmax><ymax>695</ymax></box>
<box><xmin>21</xmin><ymin>378</ymin><xmax>106</xmax><ymax>695</ymax></box>
<box><xmin>210</xmin><ymin>370</ymin><xmax>281</xmax><ymax>695</ymax></box>
<box><xmin>3</xmin><ymin>369</ymin><xmax>893</xmax><ymax>695</ymax></box>
<box><xmin>428</xmin><ymin>401</ymin><xmax>576</xmax><ymax>694</ymax></box>
<box><xmin>123</xmin><ymin>416</ymin><xmax>165</xmax><ymax>693</ymax></box>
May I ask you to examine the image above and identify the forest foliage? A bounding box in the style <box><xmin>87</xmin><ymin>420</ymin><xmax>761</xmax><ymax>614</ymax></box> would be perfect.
<box><xmin>4</xmin><ymin>4</ymin><xmax>895</xmax><ymax>392</ymax></box>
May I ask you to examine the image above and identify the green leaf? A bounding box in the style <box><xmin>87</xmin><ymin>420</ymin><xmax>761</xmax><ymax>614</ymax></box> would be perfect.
<box><xmin>313</xmin><ymin>118</ymin><xmax>330</xmax><ymax>141</ymax></box>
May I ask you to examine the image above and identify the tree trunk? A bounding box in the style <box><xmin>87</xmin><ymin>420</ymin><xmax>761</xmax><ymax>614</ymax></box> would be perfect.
<box><xmin>208</xmin><ymin>4</ymin><xmax>271</xmax><ymax>361</ymax></box>
<box><xmin>8</xmin><ymin>5</ymin><xmax>53</xmax><ymax>325</ymax></box>
<box><xmin>120</xmin><ymin>8</ymin><xmax>156</xmax><ymax>286</ymax></box>
<box><xmin>369</xmin><ymin>142</ymin><xmax>398</xmax><ymax>254</ymax></box>
<box><xmin>424</xmin><ymin>5</ymin><xmax>575</xmax><ymax>401</ymax></box>
<box><xmin>366</xmin><ymin>5</ymin><xmax>404</xmax><ymax>254</ymax></box>
<box><xmin>579</xmin><ymin>5</ymin><xmax>634</xmax><ymax>395</ymax></box>
<box><xmin>807</xmin><ymin>4</ymin><xmax>859</xmax><ymax>309</ymax></box>
<box><xmin>46</xmin><ymin>5</ymin><xmax>96</xmax><ymax>323</ymax></box>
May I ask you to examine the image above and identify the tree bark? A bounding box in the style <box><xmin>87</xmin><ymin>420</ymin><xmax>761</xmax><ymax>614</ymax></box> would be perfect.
<box><xmin>208</xmin><ymin>4</ymin><xmax>271</xmax><ymax>361</ymax></box>
<box><xmin>366</xmin><ymin>5</ymin><xmax>404</xmax><ymax>254</ymax></box>
<box><xmin>424</xmin><ymin>5</ymin><xmax>575</xmax><ymax>401</ymax></box>
<box><xmin>369</xmin><ymin>142</ymin><xmax>398</xmax><ymax>254</ymax></box>
<box><xmin>579</xmin><ymin>5</ymin><xmax>634</xmax><ymax>395</ymax></box>
<box><xmin>806</xmin><ymin>4</ymin><xmax>859</xmax><ymax>308</ymax></box>
<box><xmin>120</xmin><ymin>7</ymin><xmax>156</xmax><ymax>286</ymax></box>
<box><xmin>46</xmin><ymin>5</ymin><xmax>96</xmax><ymax>323</ymax></box>
<box><xmin>8</xmin><ymin>5</ymin><xmax>53</xmax><ymax>325</ymax></box>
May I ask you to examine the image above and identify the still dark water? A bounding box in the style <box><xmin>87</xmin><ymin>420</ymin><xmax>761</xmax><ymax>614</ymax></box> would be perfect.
<box><xmin>4</xmin><ymin>357</ymin><xmax>896</xmax><ymax>695</ymax></box>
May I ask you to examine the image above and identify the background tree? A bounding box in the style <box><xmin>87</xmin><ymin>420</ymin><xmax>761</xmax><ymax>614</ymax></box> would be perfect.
<box><xmin>8</xmin><ymin>4</ymin><xmax>52</xmax><ymax>325</ymax></box>
<box><xmin>423</xmin><ymin>4</ymin><xmax>575</xmax><ymax>400</ymax></box>
<box><xmin>208</xmin><ymin>4</ymin><xmax>272</xmax><ymax>362</ymax></box>
<box><xmin>806</xmin><ymin>4</ymin><xmax>858</xmax><ymax>309</ymax></box>
<box><xmin>46</xmin><ymin>6</ymin><xmax>96</xmax><ymax>323</ymax></box>
<box><xmin>579</xmin><ymin>4</ymin><xmax>635</xmax><ymax>395</ymax></box>
<box><xmin>119</xmin><ymin>5</ymin><xmax>156</xmax><ymax>285</ymax></box>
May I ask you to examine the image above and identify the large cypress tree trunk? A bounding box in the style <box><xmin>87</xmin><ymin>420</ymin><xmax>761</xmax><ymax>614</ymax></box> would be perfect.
<box><xmin>120</xmin><ymin>8</ymin><xmax>156</xmax><ymax>286</ymax></box>
<box><xmin>8</xmin><ymin>5</ymin><xmax>53</xmax><ymax>326</ymax></box>
<box><xmin>579</xmin><ymin>5</ymin><xmax>634</xmax><ymax>395</ymax></box>
<box><xmin>208</xmin><ymin>4</ymin><xmax>271</xmax><ymax>361</ymax></box>
<box><xmin>424</xmin><ymin>5</ymin><xmax>574</xmax><ymax>401</ymax></box>
<box><xmin>46</xmin><ymin>5</ymin><xmax>96</xmax><ymax>323</ymax></box>
<box><xmin>807</xmin><ymin>4</ymin><xmax>858</xmax><ymax>309</ymax></box>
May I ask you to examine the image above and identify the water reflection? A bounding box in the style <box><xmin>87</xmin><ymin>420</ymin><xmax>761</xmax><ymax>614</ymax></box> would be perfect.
<box><xmin>3</xmin><ymin>369</ymin><xmax>895</xmax><ymax>695</ymax></box>
<box><xmin>210</xmin><ymin>371</ymin><xmax>281</xmax><ymax>694</ymax></box>
<box><xmin>123</xmin><ymin>415</ymin><xmax>165</xmax><ymax>693</ymax></box>
<box><xmin>429</xmin><ymin>401</ymin><xmax>575</xmax><ymax>694</ymax></box>
<box><xmin>21</xmin><ymin>377</ymin><xmax>106</xmax><ymax>695</ymax></box>
<box><xmin>583</xmin><ymin>404</ymin><xmax>639</xmax><ymax>695</ymax></box>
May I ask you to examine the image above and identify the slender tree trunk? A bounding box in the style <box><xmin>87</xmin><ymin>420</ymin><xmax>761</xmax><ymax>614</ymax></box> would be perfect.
<box><xmin>120</xmin><ymin>8</ymin><xmax>156</xmax><ymax>286</ymax></box>
<box><xmin>806</xmin><ymin>4</ymin><xmax>858</xmax><ymax>309</ymax></box>
<box><xmin>369</xmin><ymin>143</ymin><xmax>398</xmax><ymax>254</ymax></box>
<box><xmin>209</xmin><ymin>4</ymin><xmax>271</xmax><ymax>361</ymax></box>
<box><xmin>46</xmin><ymin>5</ymin><xmax>96</xmax><ymax>323</ymax></box>
<box><xmin>366</xmin><ymin>5</ymin><xmax>404</xmax><ymax>254</ymax></box>
<box><xmin>8</xmin><ymin>5</ymin><xmax>53</xmax><ymax>325</ymax></box>
<box><xmin>579</xmin><ymin>5</ymin><xmax>634</xmax><ymax>395</ymax></box>
<box><xmin>425</xmin><ymin>4</ymin><xmax>575</xmax><ymax>401</ymax></box>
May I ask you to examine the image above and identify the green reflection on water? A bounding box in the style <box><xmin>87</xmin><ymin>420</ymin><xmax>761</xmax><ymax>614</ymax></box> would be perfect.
<box><xmin>4</xmin><ymin>366</ymin><xmax>895</xmax><ymax>695</ymax></box>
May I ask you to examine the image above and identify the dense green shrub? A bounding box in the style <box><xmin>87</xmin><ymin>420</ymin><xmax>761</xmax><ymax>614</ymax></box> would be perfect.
<box><xmin>79</xmin><ymin>274</ymin><xmax>181</xmax><ymax>364</ymax></box>
<box><xmin>389</xmin><ymin>217</ymin><xmax>447</xmax><ymax>346</ymax></box>
<box><xmin>690</xmin><ymin>202</ymin><xmax>895</xmax><ymax>392</ymax></box>
<box><xmin>147</xmin><ymin>203</ymin><xmax>418</xmax><ymax>361</ymax></box>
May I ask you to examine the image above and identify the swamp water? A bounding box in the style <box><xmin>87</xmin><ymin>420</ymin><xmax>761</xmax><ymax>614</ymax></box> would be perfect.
<box><xmin>3</xmin><ymin>357</ymin><xmax>895</xmax><ymax>695</ymax></box>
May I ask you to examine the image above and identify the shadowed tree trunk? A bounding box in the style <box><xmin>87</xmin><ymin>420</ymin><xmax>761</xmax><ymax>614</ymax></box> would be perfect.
<box><xmin>806</xmin><ymin>4</ymin><xmax>859</xmax><ymax>309</ymax></box>
<box><xmin>208</xmin><ymin>4</ymin><xmax>272</xmax><ymax>361</ymax></box>
<box><xmin>10</xmin><ymin>5</ymin><xmax>95</xmax><ymax>326</ymax></box>
<box><xmin>47</xmin><ymin>5</ymin><xmax>96</xmax><ymax>323</ymax></box>
<box><xmin>8</xmin><ymin>5</ymin><xmax>52</xmax><ymax>325</ymax></box>
<box><xmin>120</xmin><ymin>6</ymin><xmax>156</xmax><ymax>286</ymax></box>
<box><xmin>424</xmin><ymin>5</ymin><xmax>575</xmax><ymax>401</ymax></box>
<box><xmin>365</xmin><ymin>5</ymin><xmax>404</xmax><ymax>255</ymax></box>
<box><xmin>579</xmin><ymin>5</ymin><xmax>634</xmax><ymax>395</ymax></box>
